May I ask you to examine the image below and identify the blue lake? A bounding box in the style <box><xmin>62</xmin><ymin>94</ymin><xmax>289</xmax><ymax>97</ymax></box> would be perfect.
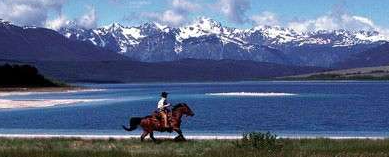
<box><xmin>1</xmin><ymin>81</ymin><xmax>389</xmax><ymax>138</ymax></box>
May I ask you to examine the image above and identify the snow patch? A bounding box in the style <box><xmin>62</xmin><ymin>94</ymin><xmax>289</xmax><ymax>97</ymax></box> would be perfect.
<box><xmin>177</xmin><ymin>17</ymin><xmax>223</xmax><ymax>41</ymax></box>
<box><xmin>174</xmin><ymin>44</ymin><xmax>183</xmax><ymax>53</ymax></box>
<box><xmin>122</xmin><ymin>27</ymin><xmax>144</xmax><ymax>40</ymax></box>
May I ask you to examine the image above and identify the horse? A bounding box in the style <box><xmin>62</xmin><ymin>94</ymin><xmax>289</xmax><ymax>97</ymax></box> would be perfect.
<box><xmin>122</xmin><ymin>103</ymin><xmax>194</xmax><ymax>142</ymax></box>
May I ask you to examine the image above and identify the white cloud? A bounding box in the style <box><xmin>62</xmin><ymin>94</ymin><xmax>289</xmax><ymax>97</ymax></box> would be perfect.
<box><xmin>76</xmin><ymin>6</ymin><xmax>97</xmax><ymax>29</ymax></box>
<box><xmin>251</xmin><ymin>11</ymin><xmax>279</xmax><ymax>27</ymax></box>
<box><xmin>0</xmin><ymin>0</ymin><xmax>67</xmax><ymax>26</ymax></box>
<box><xmin>141</xmin><ymin>10</ymin><xmax>185</xmax><ymax>26</ymax></box>
<box><xmin>314</xmin><ymin>15</ymin><xmax>339</xmax><ymax>31</ymax></box>
<box><xmin>287</xmin><ymin>13</ymin><xmax>383</xmax><ymax>33</ymax></box>
<box><xmin>161</xmin><ymin>10</ymin><xmax>185</xmax><ymax>26</ymax></box>
<box><xmin>40</xmin><ymin>0</ymin><xmax>67</xmax><ymax>11</ymax></box>
<box><xmin>246</xmin><ymin>3</ymin><xmax>389</xmax><ymax>34</ymax></box>
<box><xmin>46</xmin><ymin>15</ymin><xmax>69</xmax><ymax>30</ymax></box>
<box><xmin>215</xmin><ymin>0</ymin><xmax>250</xmax><ymax>23</ymax></box>
<box><xmin>0</xmin><ymin>0</ymin><xmax>98</xmax><ymax>30</ymax></box>
<box><xmin>352</xmin><ymin>16</ymin><xmax>374</xmax><ymax>27</ymax></box>
<box><xmin>287</xmin><ymin>20</ymin><xmax>313</xmax><ymax>32</ymax></box>
<box><xmin>46</xmin><ymin>6</ymin><xmax>98</xmax><ymax>30</ymax></box>
<box><xmin>139</xmin><ymin>0</ymin><xmax>200</xmax><ymax>26</ymax></box>
<box><xmin>172</xmin><ymin>0</ymin><xmax>200</xmax><ymax>12</ymax></box>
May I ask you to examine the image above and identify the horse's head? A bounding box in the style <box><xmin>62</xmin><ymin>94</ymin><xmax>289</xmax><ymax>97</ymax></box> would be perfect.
<box><xmin>173</xmin><ymin>103</ymin><xmax>194</xmax><ymax>117</ymax></box>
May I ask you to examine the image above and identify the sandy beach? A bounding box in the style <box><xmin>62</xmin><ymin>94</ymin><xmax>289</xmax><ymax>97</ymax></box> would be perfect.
<box><xmin>0</xmin><ymin>87</ymin><xmax>105</xmax><ymax>109</ymax></box>
<box><xmin>0</xmin><ymin>99</ymin><xmax>103</xmax><ymax>109</ymax></box>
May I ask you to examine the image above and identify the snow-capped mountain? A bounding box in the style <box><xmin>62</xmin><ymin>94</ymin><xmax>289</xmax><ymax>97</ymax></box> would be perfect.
<box><xmin>0</xmin><ymin>19</ymin><xmax>125</xmax><ymax>62</ymax></box>
<box><xmin>0</xmin><ymin>20</ymin><xmax>326</xmax><ymax>82</ymax></box>
<box><xmin>58</xmin><ymin>17</ymin><xmax>389</xmax><ymax>67</ymax></box>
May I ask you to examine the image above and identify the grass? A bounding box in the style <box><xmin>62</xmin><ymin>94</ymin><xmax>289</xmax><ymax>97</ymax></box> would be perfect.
<box><xmin>0</xmin><ymin>137</ymin><xmax>389</xmax><ymax>157</ymax></box>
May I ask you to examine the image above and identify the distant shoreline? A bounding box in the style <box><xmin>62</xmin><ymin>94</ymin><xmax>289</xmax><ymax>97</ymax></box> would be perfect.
<box><xmin>0</xmin><ymin>86</ymin><xmax>83</xmax><ymax>92</ymax></box>
<box><xmin>279</xmin><ymin>65</ymin><xmax>389</xmax><ymax>81</ymax></box>
<box><xmin>72</xmin><ymin>80</ymin><xmax>389</xmax><ymax>85</ymax></box>
<box><xmin>278</xmin><ymin>75</ymin><xmax>389</xmax><ymax>81</ymax></box>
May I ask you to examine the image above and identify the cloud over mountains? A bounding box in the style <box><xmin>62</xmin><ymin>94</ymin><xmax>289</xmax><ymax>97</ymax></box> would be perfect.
<box><xmin>0</xmin><ymin>0</ymin><xmax>388</xmax><ymax>35</ymax></box>
<box><xmin>136</xmin><ymin>0</ymin><xmax>201</xmax><ymax>26</ymax></box>
<box><xmin>0</xmin><ymin>0</ymin><xmax>97</xmax><ymax>30</ymax></box>
<box><xmin>0</xmin><ymin>0</ymin><xmax>66</xmax><ymax>26</ymax></box>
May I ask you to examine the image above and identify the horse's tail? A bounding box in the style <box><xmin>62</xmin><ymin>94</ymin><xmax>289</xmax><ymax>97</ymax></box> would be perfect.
<box><xmin>122</xmin><ymin>117</ymin><xmax>142</xmax><ymax>131</ymax></box>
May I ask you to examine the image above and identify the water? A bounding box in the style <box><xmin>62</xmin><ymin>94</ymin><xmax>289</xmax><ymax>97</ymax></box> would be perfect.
<box><xmin>1</xmin><ymin>81</ymin><xmax>389</xmax><ymax>138</ymax></box>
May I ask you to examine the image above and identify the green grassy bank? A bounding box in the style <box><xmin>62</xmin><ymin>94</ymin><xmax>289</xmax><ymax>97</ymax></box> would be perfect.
<box><xmin>0</xmin><ymin>137</ymin><xmax>388</xmax><ymax>157</ymax></box>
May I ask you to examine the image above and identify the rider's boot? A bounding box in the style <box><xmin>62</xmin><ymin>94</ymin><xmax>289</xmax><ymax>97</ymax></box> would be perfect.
<box><xmin>166</xmin><ymin>122</ymin><xmax>172</xmax><ymax>133</ymax></box>
<box><xmin>163</xmin><ymin>117</ymin><xmax>172</xmax><ymax>132</ymax></box>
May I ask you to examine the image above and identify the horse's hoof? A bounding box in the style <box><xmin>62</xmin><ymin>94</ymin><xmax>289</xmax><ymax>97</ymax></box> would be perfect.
<box><xmin>174</xmin><ymin>136</ymin><xmax>186</xmax><ymax>142</ymax></box>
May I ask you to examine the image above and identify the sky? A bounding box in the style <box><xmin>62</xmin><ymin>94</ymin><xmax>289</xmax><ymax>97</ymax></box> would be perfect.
<box><xmin>0</xmin><ymin>0</ymin><xmax>388</xmax><ymax>33</ymax></box>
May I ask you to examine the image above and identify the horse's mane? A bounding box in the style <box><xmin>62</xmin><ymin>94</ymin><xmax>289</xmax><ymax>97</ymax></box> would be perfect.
<box><xmin>172</xmin><ymin>103</ymin><xmax>187</xmax><ymax>110</ymax></box>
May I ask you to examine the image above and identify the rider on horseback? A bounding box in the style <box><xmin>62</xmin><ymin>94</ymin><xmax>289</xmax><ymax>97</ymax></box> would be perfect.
<box><xmin>157</xmin><ymin>92</ymin><xmax>171</xmax><ymax>129</ymax></box>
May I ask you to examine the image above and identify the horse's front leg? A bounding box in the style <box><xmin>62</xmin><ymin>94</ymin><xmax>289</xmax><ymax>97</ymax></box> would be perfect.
<box><xmin>173</xmin><ymin>128</ymin><xmax>186</xmax><ymax>141</ymax></box>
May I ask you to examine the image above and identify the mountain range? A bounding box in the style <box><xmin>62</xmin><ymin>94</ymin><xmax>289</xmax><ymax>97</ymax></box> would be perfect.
<box><xmin>0</xmin><ymin>20</ymin><xmax>125</xmax><ymax>62</ymax></box>
<box><xmin>59</xmin><ymin>17</ymin><xmax>389</xmax><ymax>67</ymax></box>
<box><xmin>0</xmin><ymin>19</ymin><xmax>325</xmax><ymax>82</ymax></box>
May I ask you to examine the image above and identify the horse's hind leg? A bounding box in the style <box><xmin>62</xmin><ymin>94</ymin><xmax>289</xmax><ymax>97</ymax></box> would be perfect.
<box><xmin>140</xmin><ymin>131</ymin><xmax>149</xmax><ymax>142</ymax></box>
<box><xmin>149</xmin><ymin>132</ymin><xmax>157</xmax><ymax>142</ymax></box>
<box><xmin>174</xmin><ymin>128</ymin><xmax>186</xmax><ymax>141</ymax></box>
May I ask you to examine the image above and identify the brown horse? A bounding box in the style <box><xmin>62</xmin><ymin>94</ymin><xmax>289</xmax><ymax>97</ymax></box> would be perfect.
<box><xmin>122</xmin><ymin>103</ymin><xmax>194</xmax><ymax>141</ymax></box>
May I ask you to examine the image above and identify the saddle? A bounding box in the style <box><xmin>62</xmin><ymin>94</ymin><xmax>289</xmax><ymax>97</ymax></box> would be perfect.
<box><xmin>153</xmin><ymin>111</ymin><xmax>172</xmax><ymax>120</ymax></box>
<box><xmin>152</xmin><ymin>110</ymin><xmax>172</xmax><ymax>130</ymax></box>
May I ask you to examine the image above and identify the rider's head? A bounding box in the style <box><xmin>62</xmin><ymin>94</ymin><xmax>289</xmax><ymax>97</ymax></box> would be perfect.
<box><xmin>161</xmin><ymin>92</ymin><xmax>169</xmax><ymax>98</ymax></box>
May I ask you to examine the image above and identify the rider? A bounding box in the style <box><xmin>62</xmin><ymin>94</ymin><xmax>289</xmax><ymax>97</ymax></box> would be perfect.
<box><xmin>157</xmin><ymin>92</ymin><xmax>171</xmax><ymax>129</ymax></box>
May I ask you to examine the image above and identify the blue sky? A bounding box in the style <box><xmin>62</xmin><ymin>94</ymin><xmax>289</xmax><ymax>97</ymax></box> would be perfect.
<box><xmin>59</xmin><ymin>0</ymin><xmax>389</xmax><ymax>28</ymax></box>
<box><xmin>0</xmin><ymin>0</ymin><xmax>388</xmax><ymax>32</ymax></box>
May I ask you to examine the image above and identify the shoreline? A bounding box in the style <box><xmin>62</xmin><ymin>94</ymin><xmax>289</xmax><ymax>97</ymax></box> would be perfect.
<box><xmin>75</xmin><ymin>80</ymin><xmax>389</xmax><ymax>85</ymax></box>
<box><xmin>0</xmin><ymin>134</ymin><xmax>387</xmax><ymax>140</ymax></box>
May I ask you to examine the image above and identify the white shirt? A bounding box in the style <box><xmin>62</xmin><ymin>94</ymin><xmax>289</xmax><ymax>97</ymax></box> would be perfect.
<box><xmin>157</xmin><ymin>97</ymin><xmax>169</xmax><ymax>110</ymax></box>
